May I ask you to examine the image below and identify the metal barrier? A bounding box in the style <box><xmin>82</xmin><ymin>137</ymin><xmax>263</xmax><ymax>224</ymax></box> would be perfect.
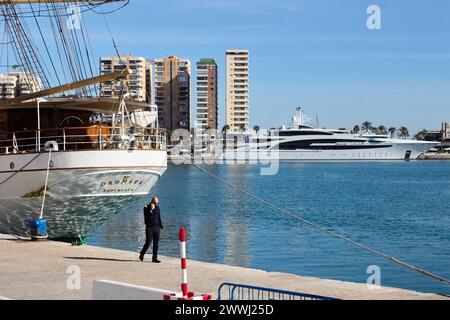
<box><xmin>217</xmin><ymin>283</ymin><xmax>339</xmax><ymax>300</ymax></box>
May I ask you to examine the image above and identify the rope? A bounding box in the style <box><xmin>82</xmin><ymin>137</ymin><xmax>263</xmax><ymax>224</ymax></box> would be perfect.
<box><xmin>0</xmin><ymin>1</ymin><xmax>127</xmax><ymax>21</ymax></box>
<box><xmin>79</xmin><ymin>11</ymin><xmax>97</xmax><ymax>95</ymax></box>
<box><xmin>45</xmin><ymin>2</ymin><xmax>68</xmax><ymax>84</ymax></box>
<box><xmin>2</xmin><ymin>4</ymin><xmax>50</xmax><ymax>89</ymax></box>
<box><xmin>192</xmin><ymin>164</ymin><xmax>450</xmax><ymax>286</ymax></box>
<box><xmin>27</xmin><ymin>0</ymin><xmax>61</xmax><ymax>86</ymax></box>
<box><xmin>1</xmin><ymin>0</ymin><xmax>129</xmax><ymax>94</ymax></box>
<box><xmin>39</xmin><ymin>149</ymin><xmax>52</xmax><ymax>220</ymax></box>
<box><xmin>100</xmin><ymin>5</ymin><xmax>122</xmax><ymax>60</ymax></box>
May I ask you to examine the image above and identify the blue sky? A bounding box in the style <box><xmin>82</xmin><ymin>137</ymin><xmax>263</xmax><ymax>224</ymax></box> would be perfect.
<box><xmin>9</xmin><ymin>0</ymin><xmax>450</xmax><ymax>133</ymax></box>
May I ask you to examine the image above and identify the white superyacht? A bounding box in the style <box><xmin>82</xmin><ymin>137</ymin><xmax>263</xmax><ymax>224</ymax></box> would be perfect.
<box><xmin>222</xmin><ymin>108</ymin><xmax>438</xmax><ymax>161</ymax></box>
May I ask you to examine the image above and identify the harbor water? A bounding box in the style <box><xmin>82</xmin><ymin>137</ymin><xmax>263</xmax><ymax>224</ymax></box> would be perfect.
<box><xmin>87</xmin><ymin>161</ymin><xmax>450</xmax><ymax>295</ymax></box>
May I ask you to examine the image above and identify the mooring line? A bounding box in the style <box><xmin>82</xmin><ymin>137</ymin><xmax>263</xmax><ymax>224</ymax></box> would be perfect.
<box><xmin>39</xmin><ymin>149</ymin><xmax>52</xmax><ymax>220</ymax></box>
<box><xmin>193</xmin><ymin>164</ymin><xmax>450</xmax><ymax>286</ymax></box>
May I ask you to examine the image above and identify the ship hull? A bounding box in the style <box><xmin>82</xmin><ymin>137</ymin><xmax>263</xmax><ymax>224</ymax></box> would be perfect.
<box><xmin>0</xmin><ymin>150</ymin><xmax>167</xmax><ymax>238</ymax></box>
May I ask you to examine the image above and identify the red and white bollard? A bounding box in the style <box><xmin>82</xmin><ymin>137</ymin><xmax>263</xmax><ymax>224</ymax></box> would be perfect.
<box><xmin>179</xmin><ymin>227</ymin><xmax>189</xmax><ymax>298</ymax></box>
<box><xmin>163</xmin><ymin>227</ymin><xmax>211</xmax><ymax>301</ymax></box>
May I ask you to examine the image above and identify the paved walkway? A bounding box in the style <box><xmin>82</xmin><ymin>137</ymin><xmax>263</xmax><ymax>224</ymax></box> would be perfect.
<box><xmin>0</xmin><ymin>234</ymin><xmax>446</xmax><ymax>300</ymax></box>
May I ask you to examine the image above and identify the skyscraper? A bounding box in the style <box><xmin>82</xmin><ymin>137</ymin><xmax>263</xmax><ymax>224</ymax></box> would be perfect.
<box><xmin>196</xmin><ymin>58</ymin><xmax>218</xmax><ymax>137</ymax></box>
<box><xmin>153</xmin><ymin>56</ymin><xmax>191</xmax><ymax>132</ymax></box>
<box><xmin>225</xmin><ymin>50</ymin><xmax>249</xmax><ymax>132</ymax></box>
<box><xmin>99</xmin><ymin>54</ymin><xmax>151</xmax><ymax>102</ymax></box>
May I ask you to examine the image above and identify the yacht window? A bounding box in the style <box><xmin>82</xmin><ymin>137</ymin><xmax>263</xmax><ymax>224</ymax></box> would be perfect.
<box><xmin>278</xmin><ymin>139</ymin><xmax>391</xmax><ymax>150</ymax></box>
<box><xmin>279</xmin><ymin>130</ymin><xmax>332</xmax><ymax>136</ymax></box>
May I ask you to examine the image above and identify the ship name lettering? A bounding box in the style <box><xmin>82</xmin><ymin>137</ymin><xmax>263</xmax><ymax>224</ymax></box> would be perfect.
<box><xmin>100</xmin><ymin>176</ymin><xmax>144</xmax><ymax>188</ymax></box>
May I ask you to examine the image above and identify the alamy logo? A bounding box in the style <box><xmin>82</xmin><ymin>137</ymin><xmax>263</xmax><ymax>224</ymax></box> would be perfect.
<box><xmin>169</xmin><ymin>129</ymin><xmax>280</xmax><ymax>176</ymax></box>
<box><xmin>366</xmin><ymin>265</ymin><xmax>381</xmax><ymax>289</ymax></box>
<box><xmin>66</xmin><ymin>265</ymin><xmax>81</xmax><ymax>290</ymax></box>
<box><xmin>67</xmin><ymin>5</ymin><xmax>81</xmax><ymax>30</ymax></box>
<box><xmin>367</xmin><ymin>5</ymin><xmax>382</xmax><ymax>30</ymax></box>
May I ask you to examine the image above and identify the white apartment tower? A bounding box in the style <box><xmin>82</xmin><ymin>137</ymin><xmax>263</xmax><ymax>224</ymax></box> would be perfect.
<box><xmin>99</xmin><ymin>54</ymin><xmax>151</xmax><ymax>102</ymax></box>
<box><xmin>0</xmin><ymin>74</ymin><xmax>17</xmax><ymax>100</ymax></box>
<box><xmin>0</xmin><ymin>72</ymin><xmax>42</xmax><ymax>100</ymax></box>
<box><xmin>225</xmin><ymin>50</ymin><xmax>249</xmax><ymax>132</ymax></box>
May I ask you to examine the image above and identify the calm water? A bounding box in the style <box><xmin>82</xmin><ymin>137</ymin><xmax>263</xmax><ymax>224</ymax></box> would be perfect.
<box><xmin>87</xmin><ymin>161</ymin><xmax>450</xmax><ymax>295</ymax></box>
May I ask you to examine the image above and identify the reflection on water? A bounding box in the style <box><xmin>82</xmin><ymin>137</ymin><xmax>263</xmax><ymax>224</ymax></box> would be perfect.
<box><xmin>88</xmin><ymin>162</ymin><xmax>450</xmax><ymax>295</ymax></box>
<box><xmin>0</xmin><ymin>195</ymin><xmax>138</xmax><ymax>238</ymax></box>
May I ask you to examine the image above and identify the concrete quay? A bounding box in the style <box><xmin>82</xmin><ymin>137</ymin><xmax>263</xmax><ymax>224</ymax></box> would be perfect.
<box><xmin>0</xmin><ymin>233</ymin><xmax>447</xmax><ymax>300</ymax></box>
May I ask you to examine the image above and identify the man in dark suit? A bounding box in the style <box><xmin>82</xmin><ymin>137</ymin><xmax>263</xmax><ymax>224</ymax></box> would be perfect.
<box><xmin>139</xmin><ymin>196</ymin><xmax>163</xmax><ymax>263</ymax></box>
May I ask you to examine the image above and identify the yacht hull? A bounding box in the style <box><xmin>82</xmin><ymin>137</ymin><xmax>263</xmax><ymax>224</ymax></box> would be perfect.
<box><xmin>221</xmin><ymin>142</ymin><xmax>436</xmax><ymax>161</ymax></box>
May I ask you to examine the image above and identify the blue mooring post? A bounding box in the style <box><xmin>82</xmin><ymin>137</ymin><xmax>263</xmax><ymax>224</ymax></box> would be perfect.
<box><xmin>27</xmin><ymin>218</ymin><xmax>48</xmax><ymax>241</ymax></box>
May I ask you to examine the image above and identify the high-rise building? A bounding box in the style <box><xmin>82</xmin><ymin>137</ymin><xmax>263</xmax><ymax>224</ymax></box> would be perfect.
<box><xmin>443</xmin><ymin>122</ymin><xmax>450</xmax><ymax>140</ymax></box>
<box><xmin>196</xmin><ymin>58</ymin><xmax>218</xmax><ymax>137</ymax></box>
<box><xmin>153</xmin><ymin>56</ymin><xmax>191</xmax><ymax>132</ymax></box>
<box><xmin>0</xmin><ymin>72</ymin><xmax>42</xmax><ymax>100</ymax></box>
<box><xmin>225</xmin><ymin>49</ymin><xmax>249</xmax><ymax>132</ymax></box>
<box><xmin>99</xmin><ymin>54</ymin><xmax>151</xmax><ymax>102</ymax></box>
<box><xmin>0</xmin><ymin>74</ymin><xmax>18</xmax><ymax>100</ymax></box>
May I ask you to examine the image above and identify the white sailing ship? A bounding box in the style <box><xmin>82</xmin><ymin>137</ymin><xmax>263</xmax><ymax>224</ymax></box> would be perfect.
<box><xmin>0</xmin><ymin>1</ymin><xmax>167</xmax><ymax>239</ymax></box>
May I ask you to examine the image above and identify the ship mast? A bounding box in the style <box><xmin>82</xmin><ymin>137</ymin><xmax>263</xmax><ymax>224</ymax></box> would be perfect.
<box><xmin>1</xmin><ymin>1</ymin><xmax>124</xmax><ymax>4</ymax></box>
<box><xmin>0</xmin><ymin>0</ymin><xmax>130</xmax><ymax>102</ymax></box>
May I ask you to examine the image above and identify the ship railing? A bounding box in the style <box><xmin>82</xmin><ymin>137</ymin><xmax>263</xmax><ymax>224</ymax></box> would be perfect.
<box><xmin>0</xmin><ymin>126</ymin><xmax>167</xmax><ymax>155</ymax></box>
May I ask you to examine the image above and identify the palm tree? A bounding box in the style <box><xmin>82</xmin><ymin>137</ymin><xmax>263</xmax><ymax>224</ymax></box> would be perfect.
<box><xmin>377</xmin><ymin>125</ymin><xmax>387</xmax><ymax>135</ymax></box>
<box><xmin>397</xmin><ymin>127</ymin><xmax>409</xmax><ymax>139</ymax></box>
<box><xmin>414</xmin><ymin>129</ymin><xmax>428</xmax><ymax>140</ymax></box>
<box><xmin>222</xmin><ymin>124</ymin><xmax>230</xmax><ymax>133</ymax></box>
<box><xmin>352</xmin><ymin>125</ymin><xmax>360</xmax><ymax>134</ymax></box>
<box><xmin>372</xmin><ymin>127</ymin><xmax>381</xmax><ymax>135</ymax></box>
<box><xmin>253</xmin><ymin>125</ymin><xmax>260</xmax><ymax>134</ymax></box>
<box><xmin>361</xmin><ymin>121</ymin><xmax>373</xmax><ymax>133</ymax></box>
<box><xmin>388</xmin><ymin>127</ymin><xmax>396</xmax><ymax>138</ymax></box>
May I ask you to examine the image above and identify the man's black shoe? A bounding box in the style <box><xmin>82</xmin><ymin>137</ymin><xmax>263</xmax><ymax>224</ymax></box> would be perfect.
<box><xmin>139</xmin><ymin>253</ymin><xmax>144</xmax><ymax>261</ymax></box>
<box><xmin>152</xmin><ymin>259</ymin><xmax>161</xmax><ymax>263</ymax></box>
